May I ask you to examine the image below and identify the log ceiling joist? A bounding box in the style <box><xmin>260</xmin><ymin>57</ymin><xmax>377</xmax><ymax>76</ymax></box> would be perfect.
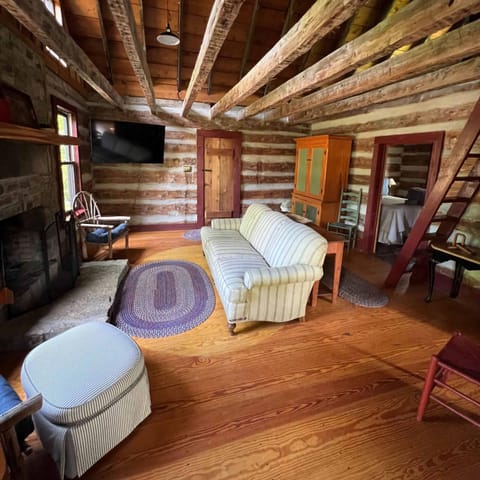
<box><xmin>240</xmin><ymin>0</ymin><xmax>480</xmax><ymax>121</ymax></box>
<box><xmin>106</xmin><ymin>0</ymin><xmax>191</xmax><ymax>125</ymax></box>
<box><xmin>263</xmin><ymin>0</ymin><xmax>296</xmax><ymax>96</ymax></box>
<box><xmin>181</xmin><ymin>0</ymin><xmax>246</xmax><ymax>117</ymax></box>
<box><xmin>239</xmin><ymin>0</ymin><xmax>259</xmax><ymax>80</ymax></box>
<box><xmin>0</xmin><ymin>0</ymin><xmax>124</xmax><ymax>108</ymax></box>
<box><xmin>284</xmin><ymin>20</ymin><xmax>480</xmax><ymax>124</ymax></box>
<box><xmin>96</xmin><ymin>0</ymin><xmax>114</xmax><ymax>82</ymax></box>
<box><xmin>211</xmin><ymin>0</ymin><xmax>368</xmax><ymax>119</ymax></box>
<box><xmin>290</xmin><ymin>57</ymin><xmax>480</xmax><ymax>125</ymax></box>
<box><xmin>106</xmin><ymin>0</ymin><xmax>156</xmax><ymax>111</ymax></box>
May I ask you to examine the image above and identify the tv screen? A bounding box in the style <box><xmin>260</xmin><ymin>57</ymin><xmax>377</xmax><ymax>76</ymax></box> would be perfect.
<box><xmin>90</xmin><ymin>119</ymin><xmax>165</xmax><ymax>164</ymax></box>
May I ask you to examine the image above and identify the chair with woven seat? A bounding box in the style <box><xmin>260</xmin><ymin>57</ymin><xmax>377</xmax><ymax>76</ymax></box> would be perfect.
<box><xmin>327</xmin><ymin>189</ymin><xmax>362</xmax><ymax>253</ymax></box>
<box><xmin>72</xmin><ymin>191</ymin><xmax>130</xmax><ymax>260</ymax></box>
<box><xmin>417</xmin><ymin>331</ymin><xmax>480</xmax><ymax>428</ymax></box>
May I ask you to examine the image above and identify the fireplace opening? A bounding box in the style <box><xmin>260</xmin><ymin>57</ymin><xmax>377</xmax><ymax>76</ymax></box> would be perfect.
<box><xmin>0</xmin><ymin>207</ymin><xmax>79</xmax><ymax>321</ymax></box>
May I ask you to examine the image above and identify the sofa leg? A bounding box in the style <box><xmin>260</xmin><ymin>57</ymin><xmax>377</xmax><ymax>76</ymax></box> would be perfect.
<box><xmin>228</xmin><ymin>323</ymin><xmax>236</xmax><ymax>336</ymax></box>
<box><xmin>299</xmin><ymin>316</ymin><xmax>306</xmax><ymax>322</ymax></box>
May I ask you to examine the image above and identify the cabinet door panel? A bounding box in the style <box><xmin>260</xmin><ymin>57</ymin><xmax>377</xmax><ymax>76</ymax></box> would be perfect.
<box><xmin>305</xmin><ymin>204</ymin><xmax>319</xmax><ymax>223</ymax></box>
<box><xmin>296</xmin><ymin>148</ymin><xmax>309</xmax><ymax>193</ymax></box>
<box><xmin>294</xmin><ymin>199</ymin><xmax>305</xmax><ymax>216</ymax></box>
<box><xmin>309</xmin><ymin>147</ymin><xmax>324</xmax><ymax>196</ymax></box>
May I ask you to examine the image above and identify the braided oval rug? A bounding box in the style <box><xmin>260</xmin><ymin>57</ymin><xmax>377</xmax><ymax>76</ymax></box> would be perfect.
<box><xmin>115</xmin><ymin>260</ymin><xmax>215</xmax><ymax>338</ymax></box>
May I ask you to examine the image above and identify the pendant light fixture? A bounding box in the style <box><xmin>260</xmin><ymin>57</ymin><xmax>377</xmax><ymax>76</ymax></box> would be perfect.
<box><xmin>156</xmin><ymin>0</ymin><xmax>180</xmax><ymax>46</ymax></box>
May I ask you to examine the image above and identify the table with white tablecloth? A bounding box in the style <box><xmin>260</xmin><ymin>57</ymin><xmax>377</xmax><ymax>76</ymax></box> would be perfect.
<box><xmin>377</xmin><ymin>195</ymin><xmax>422</xmax><ymax>245</ymax></box>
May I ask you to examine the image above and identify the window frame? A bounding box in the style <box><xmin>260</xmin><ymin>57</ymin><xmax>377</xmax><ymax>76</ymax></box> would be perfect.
<box><xmin>51</xmin><ymin>97</ymin><xmax>81</xmax><ymax>212</ymax></box>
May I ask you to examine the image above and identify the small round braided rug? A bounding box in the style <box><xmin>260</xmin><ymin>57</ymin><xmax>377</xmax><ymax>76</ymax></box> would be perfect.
<box><xmin>115</xmin><ymin>260</ymin><xmax>215</xmax><ymax>337</ymax></box>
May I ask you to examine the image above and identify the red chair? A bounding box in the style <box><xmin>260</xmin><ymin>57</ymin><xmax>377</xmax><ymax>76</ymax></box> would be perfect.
<box><xmin>417</xmin><ymin>331</ymin><xmax>480</xmax><ymax>427</ymax></box>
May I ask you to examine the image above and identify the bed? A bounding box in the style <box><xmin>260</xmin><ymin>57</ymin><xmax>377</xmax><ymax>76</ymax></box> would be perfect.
<box><xmin>377</xmin><ymin>195</ymin><xmax>423</xmax><ymax>245</ymax></box>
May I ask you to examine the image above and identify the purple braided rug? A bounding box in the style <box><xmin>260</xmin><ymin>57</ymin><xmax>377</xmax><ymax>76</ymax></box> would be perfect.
<box><xmin>115</xmin><ymin>260</ymin><xmax>215</xmax><ymax>338</ymax></box>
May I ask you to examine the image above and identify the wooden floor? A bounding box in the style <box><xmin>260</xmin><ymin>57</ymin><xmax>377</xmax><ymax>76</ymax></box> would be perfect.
<box><xmin>2</xmin><ymin>230</ymin><xmax>480</xmax><ymax>480</ymax></box>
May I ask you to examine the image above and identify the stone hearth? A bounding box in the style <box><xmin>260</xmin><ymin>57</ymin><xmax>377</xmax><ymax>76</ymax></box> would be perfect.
<box><xmin>0</xmin><ymin>260</ymin><xmax>129</xmax><ymax>351</ymax></box>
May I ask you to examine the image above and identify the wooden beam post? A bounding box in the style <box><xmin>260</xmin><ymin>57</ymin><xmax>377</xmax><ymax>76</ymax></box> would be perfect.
<box><xmin>181</xmin><ymin>0</ymin><xmax>246</xmax><ymax>117</ymax></box>
<box><xmin>240</xmin><ymin>0</ymin><xmax>480</xmax><ymax>120</ymax></box>
<box><xmin>0</xmin><ymin>0</ymin><xmax>124</xmax><ymax>108</ymax></box>
<box><xmin>269</xmin><ymin>20</ymin><xmax>480</xmax><ymax>122</ymax></box>
<box><xmin>211</xmin><ymin>0</ymin><xmax>367</xmax><ymax>118</ymax></box>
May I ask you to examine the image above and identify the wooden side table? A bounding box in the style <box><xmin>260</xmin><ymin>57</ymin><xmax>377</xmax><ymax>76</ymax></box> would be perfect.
<box><xmin>309</xmin><ymin>226</ymin><xmax>345</xmax><ymax>305</ymax></box>
<box><xmin>425</xmin><ymin>241</ymin><xmax>480</xmax><ymax>302</ymax></box>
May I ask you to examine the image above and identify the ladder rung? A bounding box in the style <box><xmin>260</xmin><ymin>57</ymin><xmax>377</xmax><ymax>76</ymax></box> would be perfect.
<box><xmin>442</xmin><ymin>196</ymin><xmax>471</xmax><ymax>203</ymax></box>
<box><xmin>455</xmin><ymin>176</ymin><xmax>480</xmax><ymax>181</ymax></box>
<box><xmin>432</xmin><ymin>214</ymin><xmax>459</xmax><ymax>223</ymax></box>
<box><xmin>467</xmin><ymin>153</ymin><xmax>480</xmax><ymax>158</ymax></box>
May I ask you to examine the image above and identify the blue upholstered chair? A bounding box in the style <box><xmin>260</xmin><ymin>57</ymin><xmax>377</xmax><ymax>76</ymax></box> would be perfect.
<box><xmin>0</xmin><ymin>376</ymin><xmax>42</xmax><ymax>480</ymax></box>
<box><xmin>72</xmin><ymin>191</ymin><xmax>130</xmax><ymax>260</ymax></box>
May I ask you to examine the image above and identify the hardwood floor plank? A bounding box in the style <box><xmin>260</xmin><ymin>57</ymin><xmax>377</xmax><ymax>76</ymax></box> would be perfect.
<box><xmin>1</xmin><ymin>230</ymin><xmax>479</xmax><ymax>480</ymax></box>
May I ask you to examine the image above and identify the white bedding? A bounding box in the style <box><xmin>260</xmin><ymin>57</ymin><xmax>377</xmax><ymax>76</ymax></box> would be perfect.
<box><xmin>378</xmin><ymin>196</ymin><xmax>422</xmax><ymax>245</ymax></box>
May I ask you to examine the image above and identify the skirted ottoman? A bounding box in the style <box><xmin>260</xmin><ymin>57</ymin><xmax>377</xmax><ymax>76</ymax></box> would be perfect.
<box><xmin>21</xmin><ymin>322</ymin><xmax>151</xmax><ymax>479</ymax></box>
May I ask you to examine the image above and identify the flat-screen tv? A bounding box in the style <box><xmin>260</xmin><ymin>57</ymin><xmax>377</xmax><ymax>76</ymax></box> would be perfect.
<box><xmin>90</xmin><ymin>119</ymin><xmax>165</xmax><ymax>163</ymax></box>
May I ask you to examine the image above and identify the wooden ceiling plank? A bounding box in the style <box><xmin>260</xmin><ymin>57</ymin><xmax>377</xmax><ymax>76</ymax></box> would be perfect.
<box><xmin>181</xmin><ymin>0</ymin><xmax>246</xmax><ymax>117</ymax></box>
<box><xmin>95</xmin><ymin>0</ymin><xmax>114</xmax><ymax>82</ymax></box>
<box><xmin>276</xmin><ymin>19</ymin><xmax>480</xmax><ymax>123</ymax></box>
<box><xmin>0</xmin><ymin>0</ymin><xmax>123</xmax><ymax>107</ymax></box>
<box><xmin>239</xmin><ymin>0</ymin><xmax>259</xmax><ymax>80</ymax></box>
<box><xmin>211</xmin><ymin>0</ymin><xmax>367</xmax><ymax>118</ymax></box>
<box><xmin>290</xmin><ymin>57</ymin><xmax>480</xmax><ymax>124</ymax></box>
<box><xmin>241</xmin><ymin>0</ymin><xmax>480</xmax><ymax>120</ymax></box>
<box><xmin>106</xmin><ymin>0</ymin><xmax>156</xmax><ymax>111</ymax></box>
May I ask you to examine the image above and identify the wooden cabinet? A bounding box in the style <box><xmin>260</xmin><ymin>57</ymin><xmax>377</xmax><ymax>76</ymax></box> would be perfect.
<box><xmin>292</xmin><ymin>135</ymin><xmax>352</xmax><ymax>227</ymax></box>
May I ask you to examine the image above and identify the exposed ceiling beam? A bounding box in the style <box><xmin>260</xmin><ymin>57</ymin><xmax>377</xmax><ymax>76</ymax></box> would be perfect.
<box><xmin>211</xmin><ymin>0</ymin><xmax>367</xmax><ymax>119</ymax></box>
<box><xmin>264</xmin><ymin>0</ymin><xmax>297</xmax><ymax>96</ymax></box>
<box><xmin>0</xmin><ymin>0</ymin><xmax>124</xmax><ymax>107</ymax></box>
<box><xmin>106</xmin><ymin>0</ymin><xmax>156</xmax><ymax>112</ymax></box>
<box><xmin>181</xmin><ymin>0</ymin><xmax>246</xmax><ymax>117</ymax></box>
<box><xmin>95</xmin><ymin>0</ymin><xmax>114</xmax><ymax>82</ymax></box>
<box><xmin>290</xmin><ymin>57</ymin><xmax>480</xmax><ymax>124</ymax></box>
<box><xmin>177</xmin><ymin>0</ymin><xmax>183</xmax><ymax>93</ymax></box>
<box><xmin>279</xmin><ymin>20</ymin><xmax>480</xmax><ymax>123</ymax></box>
<box><xmin>239</xmin><ymin>0</ymin><xmax>260</xmax><ymax>80</ymax></box>
<box><xmin>240</xmin><ymin>0</ymin><xmax>480</xmax><ymax>120</ymax></box>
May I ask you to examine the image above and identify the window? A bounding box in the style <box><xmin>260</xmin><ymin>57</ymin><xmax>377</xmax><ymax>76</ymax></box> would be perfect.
<box><xmin>40</xmin><ymin>0</ymin><xmax>67</xmax><ymax>67</ymax></box>
<box><xmin>54</xmin><ymin>100</ymin><xmax>80</xmax><ymax>211</ymax></box>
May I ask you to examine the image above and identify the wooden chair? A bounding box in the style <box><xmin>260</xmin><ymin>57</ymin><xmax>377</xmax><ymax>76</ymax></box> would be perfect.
<box><xmin>326</xmin><ymin>189</ymin><xmax>362</xmax><ymax>253</ymax></box>
<box><xmin>72</xmin><ymin>191</ymin><xmax>130</xmax><ymax>260</ymax></box>
<box><xmin>0</xmin><ymin>376</ymin><xmax>42</xmax><ymax>480</ymax></box>
<box><xmin>417</xmin><ymin>332</ymin><xmax>480</xmax><ymax>427</ymax></box>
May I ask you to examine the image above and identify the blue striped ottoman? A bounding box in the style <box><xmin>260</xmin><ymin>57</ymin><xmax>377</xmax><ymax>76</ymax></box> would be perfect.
<box><xmin>21</xmin><ymin>322</ymin><xmax>151</xmax><ymax>479</ymax></box>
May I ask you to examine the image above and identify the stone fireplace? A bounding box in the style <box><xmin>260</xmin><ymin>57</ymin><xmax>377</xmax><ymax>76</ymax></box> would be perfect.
<box><xmin>0</xmin><ymin>144</ymin><xmax>79</xmax><ymax>324</ymax></box>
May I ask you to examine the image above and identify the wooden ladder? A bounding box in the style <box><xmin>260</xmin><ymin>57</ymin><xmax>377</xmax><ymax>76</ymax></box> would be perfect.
<box><xmin>384</xmin><ymin>95</ymin><xmax>480</xmax><ymax>289</ymax></box>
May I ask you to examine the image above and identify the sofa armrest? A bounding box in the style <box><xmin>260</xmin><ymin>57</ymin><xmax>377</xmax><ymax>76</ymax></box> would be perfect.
<box><xmin>244</xmin><ymin>264</ymin><xmax>323</xmax><ymax>288</ymax></box>
<box><xmin>211</xmin><ymin>218</ymin><xmax>242</xmax><ymax>230</ymax></box>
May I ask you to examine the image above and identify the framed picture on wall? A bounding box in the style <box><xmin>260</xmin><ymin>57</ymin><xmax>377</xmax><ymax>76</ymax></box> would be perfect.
<box><xmin>0</xmin><ymin>83</ymin><xmax>38</xmax><ymax>127</ymax></box>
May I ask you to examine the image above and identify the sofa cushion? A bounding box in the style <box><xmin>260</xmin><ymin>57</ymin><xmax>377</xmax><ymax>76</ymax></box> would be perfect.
<box><xmin>248</xmin><ymin>210</ymin><xmax>291</xmax><ymax>259</ymax></box>
<box><xmin>212</xmin><ymin>255</ymin><xmax>268</xmax><ymax>303</ymax></box>
<box><xmin>239</xmin><ymin>204</ymin><xmax>271</xmax><ymax>240</ymax></box>
<box><xmin>264</xmin><ymin>218</ymin><xmax>328</xmax><ymax>267</ymax></box>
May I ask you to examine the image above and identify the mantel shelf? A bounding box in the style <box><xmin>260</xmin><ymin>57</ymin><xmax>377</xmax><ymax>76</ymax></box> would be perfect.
<box><xmin>0</xmin><ymin>122</ymin><xmax>81</xmax><ymax>145</ymax></box>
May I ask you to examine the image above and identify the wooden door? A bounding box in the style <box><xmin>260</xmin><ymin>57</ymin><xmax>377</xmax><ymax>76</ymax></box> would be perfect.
<box><xmin>197</xmin><ymin>130</ymin><xmax>241</xmax><ymax>226</ymax></box>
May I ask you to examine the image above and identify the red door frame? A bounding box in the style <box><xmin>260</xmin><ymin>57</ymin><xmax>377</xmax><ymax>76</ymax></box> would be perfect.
<box><xmin>362</xmin><ymin>131</ymin><xmax>445</xmax><ymax>252</ymax></box>
<box><xmin>196</xmin><ymin>130</ymin><xmax>242</xmax><ymax>227</ymax></box>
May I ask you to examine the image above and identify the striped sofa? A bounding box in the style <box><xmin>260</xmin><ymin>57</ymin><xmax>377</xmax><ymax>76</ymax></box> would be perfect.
<box><xmin>201</xmin><ymin>204</ymin><xmax>328</xmax><ymax>334</ymax></box>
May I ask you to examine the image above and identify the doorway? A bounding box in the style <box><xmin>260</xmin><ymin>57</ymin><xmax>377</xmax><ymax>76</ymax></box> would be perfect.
<box><xmin>196</xmin><ymin>130</ymin><xmax>242</xmax><ymax>226</ymax></box>
<box><xmin>363</xmin><ymin>132</ymin><xmax>444</xmax><ymax>256</ymax></box>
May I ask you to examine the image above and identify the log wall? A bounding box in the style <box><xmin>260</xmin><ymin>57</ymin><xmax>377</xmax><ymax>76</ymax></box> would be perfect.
<box><xmin>92</xmin><ymin>128</ymin><xmax>298</xmax><ymax>225</ymax></box>
<box><xmin>311</xmin><ymin>80</ymin><xmax>480</xmax><ymax>286</ymax></box>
